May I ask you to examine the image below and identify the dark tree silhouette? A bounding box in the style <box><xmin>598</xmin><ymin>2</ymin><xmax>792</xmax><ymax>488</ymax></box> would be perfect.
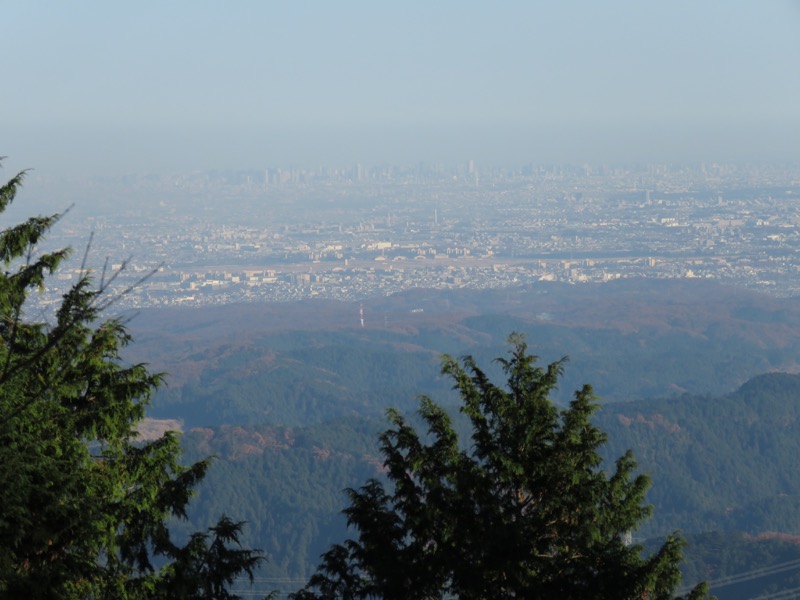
<box><xmin>293</xmin><ymin>335</ymin><xmax>708</xmax><ymax>599</ymax></box>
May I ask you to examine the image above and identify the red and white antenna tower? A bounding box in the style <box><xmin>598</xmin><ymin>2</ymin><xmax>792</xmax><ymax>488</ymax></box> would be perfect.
<box><xmin>359</xmin><ymin>303</ymin><xmax>365</xmax><ymax>328</ymax></box>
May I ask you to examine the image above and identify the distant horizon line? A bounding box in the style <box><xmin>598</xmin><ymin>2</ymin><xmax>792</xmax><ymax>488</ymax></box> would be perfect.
<box><xmin>19</xmin><ymin>158</ymin><xmax>800</xmax><ymax>181</ymax></box>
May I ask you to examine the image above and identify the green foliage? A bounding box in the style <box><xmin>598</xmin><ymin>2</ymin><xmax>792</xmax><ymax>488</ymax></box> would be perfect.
<box><xmin>0</xmin><ymin>164</ymin><xmax>265</xmax><ymax>598</ymax></box>
<box><xmin>177</xmin><ymin>419</ymin><xmax>383</xmax><ymax>583</ymax></box>
<box><xmin>170</xmin><ymin>371</ymin><xmax>800</xmax><ymax>594</ymax></box>
<box><xmin>595</xmin><ymin>372</ymin><xmax>800</xmax><ymax>536</ymax></box>
<box><xmin>293</xmin><ymin>336</ymin><xmax>708</xmax><ymax>599</ymax></box>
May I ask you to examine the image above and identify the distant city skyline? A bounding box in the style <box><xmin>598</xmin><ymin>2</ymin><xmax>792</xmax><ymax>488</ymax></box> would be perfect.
<box><xmin>3</xmin><ymin>1</ymin><xmax>800</xmax><ymax>177</ymax></box>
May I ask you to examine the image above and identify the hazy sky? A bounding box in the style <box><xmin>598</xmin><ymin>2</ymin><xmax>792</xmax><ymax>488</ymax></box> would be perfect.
<box><xmin>3</xmin><ymin>1</ymin><xmax>800</xmax><ymax>175</ymax></box>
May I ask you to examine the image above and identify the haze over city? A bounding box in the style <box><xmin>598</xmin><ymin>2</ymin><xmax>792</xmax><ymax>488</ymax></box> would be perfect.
<box><xmin>3</xmin><ymin>1</ymin><xmax>800</xmax><ymax>177</ymax></box>
<box><xmin>9</xmin><ymin>3</ymin><xmax>800</xmax><ymax>598</ymax></box>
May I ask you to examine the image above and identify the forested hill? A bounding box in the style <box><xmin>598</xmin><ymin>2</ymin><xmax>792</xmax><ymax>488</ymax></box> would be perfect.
<box><xmin>173</xmin><ymin>371</ymin><xmax>800</xmax><ymax>596</ymax></box>
<box><xmin>597</xmin><ymin>372</ymin><xmax>800</xmax><ymax>536</ymax></box>
<box><xmin>120</xmin><ymin>279</ymin><xmax>800</xmax><ymax>597</ymax></box>
<box><xmin>125</xmin><ymin>279</ymin><xmax>800</xmax><ymax>428</ymax></box>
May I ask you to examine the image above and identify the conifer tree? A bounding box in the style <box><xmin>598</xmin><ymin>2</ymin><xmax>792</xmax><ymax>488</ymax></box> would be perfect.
<box><xmin>0</xmin><ymin>163</ymin><xmax>265</xmax><ymax>598</ymax></box>
<box><xmin>293</xmin><ymin>335</ymin><xmax>708</xmax><ymax>599</ymax></box>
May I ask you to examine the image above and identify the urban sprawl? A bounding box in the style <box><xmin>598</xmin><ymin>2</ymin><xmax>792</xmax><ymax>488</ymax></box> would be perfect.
<box><xmin>21</xmin><ymin>161</ymin><xmax>800</xmax><ymax>309</ymax></box>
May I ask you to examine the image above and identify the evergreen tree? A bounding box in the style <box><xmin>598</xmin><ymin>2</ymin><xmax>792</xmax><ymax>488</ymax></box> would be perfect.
<box><xmin>293</xmin><ymin>335</ymin><xmax>708</xmax><ymax>599</ymax></box>
<box><xmin>0</xmin><ymin>163</ymin><xmax>266</xmax><ymax>598</ymax></box>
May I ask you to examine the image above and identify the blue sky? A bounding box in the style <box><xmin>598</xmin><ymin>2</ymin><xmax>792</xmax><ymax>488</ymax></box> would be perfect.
<box><xmin>3</xmin><ymin>1</ymin><xmax>800</xmax><ymax>175</ymax></box>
